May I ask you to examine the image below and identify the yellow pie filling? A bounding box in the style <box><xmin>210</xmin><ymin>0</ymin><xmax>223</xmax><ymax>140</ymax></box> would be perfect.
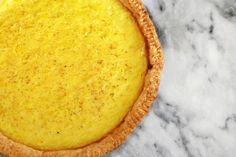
<box><xmin>0</xmin><ymin>0</ymin><xmax>147</xmax><ymax>150</ymax></box>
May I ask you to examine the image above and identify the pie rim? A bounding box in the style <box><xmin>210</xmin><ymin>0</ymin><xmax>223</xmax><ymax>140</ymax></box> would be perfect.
<box><xmin>0</xmin><ymin>0</ymin><xmax>163</xmax><ymax>156</ymax></box>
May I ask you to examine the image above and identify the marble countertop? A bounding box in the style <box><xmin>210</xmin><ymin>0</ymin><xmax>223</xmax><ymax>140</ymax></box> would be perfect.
<box><xmin>1</xmin><ymin>0</ymin><xmax>235</xmax><ymax>157</ymax></box>
<box><xmin>107</xmin><ymin>0</ymin><xmax>236</xmax><ymax>157</ymax></box>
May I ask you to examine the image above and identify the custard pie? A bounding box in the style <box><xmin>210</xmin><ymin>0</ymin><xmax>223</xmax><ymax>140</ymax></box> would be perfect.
<box><xmin>0</xmin><ymin>0</ymin><xmax>163</xmax><ymax>156</ymax></box>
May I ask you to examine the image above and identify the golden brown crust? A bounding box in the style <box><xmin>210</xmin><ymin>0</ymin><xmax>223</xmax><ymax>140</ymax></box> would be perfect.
<box><xmin>0</xmin><ymin>0</ymin><xmax>163</xmax><ymax>156</ymax></box>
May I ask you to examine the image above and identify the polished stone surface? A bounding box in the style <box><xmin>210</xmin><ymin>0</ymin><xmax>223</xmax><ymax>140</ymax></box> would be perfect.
<box><xmin>1</xmin><ymin>0</ymin><xmax>236</xmax><ymax>157</ymax></box>
<box><xmin>107</xmin><ymin>0</ymin><xmax>236</xmax><ymax>156</ymax></box>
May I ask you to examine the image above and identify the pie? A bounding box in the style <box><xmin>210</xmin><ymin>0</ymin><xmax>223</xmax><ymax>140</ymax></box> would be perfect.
<box><xmin>0</xmin><ymin>0</ymin><xmax>163</xmax><ymax>156</ymax></box>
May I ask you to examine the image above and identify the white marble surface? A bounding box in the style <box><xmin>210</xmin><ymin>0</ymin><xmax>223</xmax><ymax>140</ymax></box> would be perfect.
<box><xmin>1</xmin><ymin>0</ymin><xmax>235</xmax><ymax>157</ymax></box>
<box><xmin>107</xmin><ymin>0</ymin><xmax>236</xmax><ymax>157</ymax></box>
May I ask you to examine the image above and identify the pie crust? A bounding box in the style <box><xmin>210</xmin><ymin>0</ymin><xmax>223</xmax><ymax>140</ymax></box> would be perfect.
<box><xmin>0</xmin><ymin>0</ymin><xmax>163</xmax><ymax>156</ymax></box>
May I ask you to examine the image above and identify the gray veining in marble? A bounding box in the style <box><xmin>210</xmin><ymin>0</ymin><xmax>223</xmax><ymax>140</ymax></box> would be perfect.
<box><xmin>1</xmin><ymin>0</ymin><xmax>236</xmax><ymax>157</ymax></box>
<box><xmin>107</xmin><ymin>0</ymin><xmax>236</xmax><ymax>157</ymax></box>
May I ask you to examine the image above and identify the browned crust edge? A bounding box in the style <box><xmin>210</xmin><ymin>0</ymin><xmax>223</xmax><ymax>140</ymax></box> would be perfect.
<box><xmin>0</xmin><ymin>0</ymin><xmax>164</xmax><ymax>157</ymax></box>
